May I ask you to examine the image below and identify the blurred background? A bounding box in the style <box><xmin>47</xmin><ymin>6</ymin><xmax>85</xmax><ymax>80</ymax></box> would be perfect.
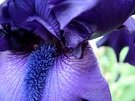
<box><xmin>90</xmin><ymin>39</ymin><xmax>135</xmax><ymax>101</ymax></box>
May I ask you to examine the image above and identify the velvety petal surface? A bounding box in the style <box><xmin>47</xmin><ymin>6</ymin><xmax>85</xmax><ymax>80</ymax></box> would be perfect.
<box><xmin>52</xmin><ymin>0</ymin><xmax>135</xmax><ymax>49</ymax></box>
<box><xmin>0</xmin><ymin>52</ymin><xmax>27</xmax><ymax>101</ymax></box>
<box><xmin>8</xmin><ymin>0</ymin><xmax>61</xmax><ymax>39</ymax></box>
<box><xmin>48</xmin><ymin>0</ymin><xmax>63</xmax><ymax>4</ymax></box>
<box><xmin>75</xmin><ymin>0</ymin><xmax>135</xmax><ymax>38</ymax></box>
<box><xmin>0</xmin><ymin>0</ymin><xmax>11</xmax><ymax>24</ymax></box>
<box><xmin>0</xmin><ymin>37</ymin><xmax>11</xmax><ymax>51</ymax></box>
<box><xmin>42</xmin><ymin>43</ymin><xmax>111</xmax><ymax>101</ymax></box>
<box><xmin>0</xmin><ymin>24</ymin><xmax>12</xmax><ymax>51</ymax></box>
<box><xmin>0</xmin><ymin>43</ymin><xmax>111</xmax><ymax>101</ymax></box>
<box><xmin>51</xmin><ymin>0</ymin><xmax>100</xmax><ymax>29</ymax></box>
<box><xmin>63</xmin><ymin>20</ymin><xmax>96</xmax><ymax>49</ymax></box>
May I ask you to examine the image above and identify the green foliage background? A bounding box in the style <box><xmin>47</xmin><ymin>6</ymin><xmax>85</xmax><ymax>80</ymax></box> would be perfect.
<box><xmin>97</xmin><ymin>47</ymin><xmax>135</xmax><ymax>101</ymax></box>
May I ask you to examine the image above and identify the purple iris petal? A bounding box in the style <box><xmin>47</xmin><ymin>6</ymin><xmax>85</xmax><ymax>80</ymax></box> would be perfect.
<box><xmin>97</xmin><ymin>17</ymin><xmax>135</xmax><ymax>65</ymax></box>
<box><xmin>0</xmin><ymin>37</ymin><xmax>11</xmax><ymax>51</ymax></box>
<box><xmin>124</xmin><ymin>16</ymin><xmax>135</xmax><ymax>33</ymax></box>
<box><xmin>124</xmin><ymin>35</ymin><xmax>135</xmax><ymax>66</ymax></box>
<box><xmin>63</xmin><ymin>21</ymin><xmax>95</xmax><ymax>49</ymax></box>
<box><xmin>42</xmin><ymin>43</ymin><xmax>111</xmax><ymax>101</ymax></box>
<box><xmin>50</xmin><ymin>0</ymin><xmax>100</xmax><ymax>29</ymax></box>
<box><xmin>8</xmin><ymin>0</ymin><xmax>61</xmax><ymax>39</ymax></box>
<box><xmin>0</xmin><ymin>51</ymin><xmax>27</xmax><ymax>101</ymax></box>
<box><xmin>48</xmin><ymin>0</ymin><xmax>63</xmax><ymax>4</ymax></box>
<box><xmin>0</xmin><ymin>0</ymin><xmax>11</xmax><ymax>24</ymax></box>
<box><xmin>97</xmin><ymin>27</ymin><xmax>130</xmax><ymax>62</ymax></box>
<box><xmin>52</xmin><ymin>0</ymin><xmax>135</xmax><ymax>49</ymax></box>
<box><xmin>1</xmin><ymin>0</ymin><xmax>135</xmax><ymax>101</ymax></box>
<box><xmin>0</xmin><ymin>24</ymin><xmax>11</xmax><ymax>51</ymax></box>
<box><xmin>22</xmin><ymin>20</ymin><xmax>53</xmax><ymax>40</ymax></box>
<box><xmin>2</xmin><ymin>0</ymin><xmax>135</xmax><ymax>49</ymax></box>
<box><xmin>0</xmin><ymin>43</ymin><xmax>111</xmax><ymax>101</ymax></box>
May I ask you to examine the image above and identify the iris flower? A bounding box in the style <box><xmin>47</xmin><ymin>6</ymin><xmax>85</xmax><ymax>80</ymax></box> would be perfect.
<box><xmin>0</xmin><ymin>0</ymin><xmax>135</xmax><ymax>101</ymax></box>
<box><xmin>97</xmin><ymin>16</ymin><xmax>135</xmax><ymax>66</ymax></box>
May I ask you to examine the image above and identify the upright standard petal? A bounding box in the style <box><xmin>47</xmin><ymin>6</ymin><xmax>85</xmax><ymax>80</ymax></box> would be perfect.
<box><xmin>50</xmin><ymin>0</ymin><xmax>100</xmax><ymax>29</ymax></box>
<box><xmin>0</xmin><ymin>0</ymin><xmax>11</xmax><ymax>24</ymax></box>
<box><xmin>8</xmin><ymin>0</ymin><xmax>61</xmax><ymax>40</ymax></box>
<box><xmin>52</xmin><ymin>0</ymin><xmax>135</xmax><ymax>49</ymax></box>
<box><xmin>76</xmin><ymin>0</ymin><xmax>135</xmax><ymax>38</ymax></box>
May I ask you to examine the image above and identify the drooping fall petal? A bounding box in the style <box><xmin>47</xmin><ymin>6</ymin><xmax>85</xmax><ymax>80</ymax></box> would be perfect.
<box><xmin>0</xmin><ymin>51</ymin><xmax>27</xmax><ymax>101</ymax></box>
<box><xmin>0</xmin><ymin>43</ymin><xmax>111</xmax><ymax>101</ymax></box>
<box><xmin>42</xmin><ymin>43</ymin><xmax>111</xmax><ymax>101</ymax></box>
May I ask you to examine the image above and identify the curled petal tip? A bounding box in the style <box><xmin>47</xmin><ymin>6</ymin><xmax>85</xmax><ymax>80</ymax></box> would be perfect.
<box><xmin>52</xmin><ymin>0</ymin><xmax>100</xmax><ymax>29</ymax></box>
